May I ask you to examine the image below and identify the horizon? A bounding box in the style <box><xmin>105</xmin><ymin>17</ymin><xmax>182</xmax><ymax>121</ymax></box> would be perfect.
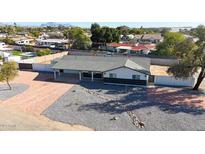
<box><xmin>4</xmin><ymin>22</ymin><xmax>205</xmax><ymax>28</ymax></box>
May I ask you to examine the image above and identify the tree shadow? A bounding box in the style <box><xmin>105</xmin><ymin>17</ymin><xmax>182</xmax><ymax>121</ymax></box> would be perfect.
<box><xmin>0</xmin><ymin>85</ymin><xmax>11</xmax><ymax>91</ymax></box>
<box><xmin>78</xmin><ymin>85</ymin><xmax>205</xmax><ymax>115</ymax></box>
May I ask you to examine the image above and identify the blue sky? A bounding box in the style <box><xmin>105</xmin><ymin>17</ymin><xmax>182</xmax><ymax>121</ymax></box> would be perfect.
<box><xmin>9</xmin><ymin>22</ymin><xmax>205</xmax><ymax>28</ymax></box>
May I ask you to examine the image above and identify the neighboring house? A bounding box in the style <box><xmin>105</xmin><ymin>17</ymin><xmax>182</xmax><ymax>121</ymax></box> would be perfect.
<box><xmin>36</xmin><ymin>38</ymin><xmax>69</xmax><ymax>49</ymax></box>
<box><xmin>0</xmin><ymin>41</ymin><xmax>6</xmax><ymax>47</ymax></box>
<box><xmin>0</xmin><ymin>51</ymin><xmax>21</xmax><ymax>63</ymax></box>
<box><xmin>121</xmin><ymin>34</ymin><xmax>163</xmax><ymax>44</ymax></box>
<box><xmin>0</xmin><ymin>42</ymin><xmax>13</xmax><ymax>51</ymax></box>
<box><xmin>184</xmin><ymin>34</ymin><xmax>199</xmax><ymax>43</ymax></box>
<box><xmin>170</xmin><ymin>27</ymin><xmax>192</xmax><ymax>32</ymax></box>
<box><xmin>15</xmin><ymin>38</ymin><xmax>34</xmax><ymax>45</ymax></box>
<box><xmin>38</xmin><ymin>33</ymin><xmax>49</xmax><ymax>39</ymax></box>
<box><xmin>0</xmin><ymin>33</ymin><xmax>7</xmax><ymax>38</ymax></box>
<box><xmin>106</xmin><ymin>43</ymin><xmax>156</xmax><ymax>55</ymax></box>
<box><xmin>140</xmin><ymin>34</ymin><xmax>163</xmax><ymax>43</ymax></box>
<box><xmin>52</xmin><ymin>55</ymin><xmax>151</xmax><ymax>85</ymax></box>
<box><xmin>4</xmin><ymin>56</ymin><xmax>22</xmax><ymax>62</ymax></box>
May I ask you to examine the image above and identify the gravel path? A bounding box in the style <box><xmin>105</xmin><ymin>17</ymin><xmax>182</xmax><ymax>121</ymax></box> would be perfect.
<box><xmin>43</xmin><ymin>81</ymin><xmax>205</xmax><ymax>131</ymax></box>
<box><xmin>0</xmin><ymin>83</ymin><xmax>29</xmax><ymax>101</ymax></box>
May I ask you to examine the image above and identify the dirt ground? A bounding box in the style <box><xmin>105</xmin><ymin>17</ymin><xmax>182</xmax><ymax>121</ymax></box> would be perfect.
<box><xmin>0</xmin><ymin>71</ymin><xmax>92</xmax><ymax>131</ymax></box>
<box><xmin>0</xmin><ymin>104</ymin><xmax>91</xmax><ymax>131</ymax></box>
<box><xmin>150</xmin><ymin>65</ymin><xmax>169</xmax><ymax>76</ymax></box>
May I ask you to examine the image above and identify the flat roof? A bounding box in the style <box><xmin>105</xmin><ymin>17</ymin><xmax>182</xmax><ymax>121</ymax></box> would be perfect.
<box><xmin>36</xmin><ymin>39</ymin><xmax>68</xmax><ymax>43</ymax></box>
<box><xmin>52</xmin><ymin>55</ymin><xmax>151</xmax><ymax>74</ymax></box>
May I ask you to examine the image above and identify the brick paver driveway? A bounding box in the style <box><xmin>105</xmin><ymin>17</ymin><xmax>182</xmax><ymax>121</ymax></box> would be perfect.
<box><xmin>3</xmin><ymin>71</ymin><xmax>74</xmax><ymax>114</ymax></box>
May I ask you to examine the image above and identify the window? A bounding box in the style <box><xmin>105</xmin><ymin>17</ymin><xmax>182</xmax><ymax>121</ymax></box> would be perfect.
<box><xmin>109</xmin><ymin>73</ymin><xmax>117</xmax><ymax>78</ymax></box>
<box><xmin>132</xmin><ymin>75</ymin><xmax>140</xmax><ymax>80</ymax></box>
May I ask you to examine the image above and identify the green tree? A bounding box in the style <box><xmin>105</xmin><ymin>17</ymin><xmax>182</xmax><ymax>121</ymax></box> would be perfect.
<box><xmin>2</xmin><ymin>37</ymin><xmax>15</xmax><ymax>45</ymax></box>
<box><xmin>65</xmin><ymin>27</ymin><xmax>91</xmax><ymax>50</ymax></box>
<box><xmin>168</xmin><ymin>26</ymin><xmax>205</xmax><ymax>90</ymax></box>
<box><xmin>154</xmin><ymin>32</ymin><xmax>185</xmax><ymax>56</ymax></box>
<box><xmin>91</xmin><ymin>23</ymin><xmax>100</xmax><ymax>33</ymax></box>
<box><xmin>21</xmin><ymin>45</ymin><xmax>35</xmax><ymax>52</ymax></box>
<box><xmin>91</xmin><ymin>23</ymin><xmax>120</xmax><ymax>48</ymax></box>
<box><xmin>104</xmin><ymin>27</ymin><xmax>113</xmax><ymax>43</ymax></box>
<box><xmin>0</xmin><ymin>61</ymin><xmax>18</xmax><ymax>90</ymax></box>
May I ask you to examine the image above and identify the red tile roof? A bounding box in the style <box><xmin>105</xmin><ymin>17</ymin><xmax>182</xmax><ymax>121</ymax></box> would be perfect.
<box><xmin>107</xmin><ymin>43</ymin><xmax>156</xmax><ymax>52</ymax></box>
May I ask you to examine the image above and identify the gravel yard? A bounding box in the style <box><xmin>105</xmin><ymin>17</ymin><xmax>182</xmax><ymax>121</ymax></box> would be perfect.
<box><xmin>43</xmin><ymin>81</ymin><xmax>205</xmax><ymax>131</ymax></box>
<box><xmin>0</xmin><ymin>83</ymin><xmax>29</xmax><ymax>101</ymax></box>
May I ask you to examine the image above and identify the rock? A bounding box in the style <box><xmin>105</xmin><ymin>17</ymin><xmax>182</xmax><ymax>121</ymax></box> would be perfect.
<box><xmin>110</xmin><ymin>117</ymin><xmax>118</xmax><ymax>121</ymax></box>
<box><xmin>138</xmin><ymin>121</ymin><xmax>145</xmax><ymax>128</ymax></box>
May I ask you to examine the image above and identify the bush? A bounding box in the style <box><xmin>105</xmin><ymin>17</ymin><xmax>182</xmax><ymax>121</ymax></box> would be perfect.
<box><xmin>37</xmin><ymin>48</ymin><xmax>52</xmax><ymax>56</ymax></box>
<box><xmin>12</xmin><ymin>50</ymin><xmax>22</xmax><ymax>56</ymax></box>
<box><xmin>21</xmin><ymin>45</ymin><xmax>35</xmax><ymax>52</ymax></box>
<box><xmin>2</xmin><ymin>38</ymin><xmax>15</xmax><ymax>45</ymax></box>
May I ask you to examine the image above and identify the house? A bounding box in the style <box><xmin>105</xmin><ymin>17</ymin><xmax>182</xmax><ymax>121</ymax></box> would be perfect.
<box><xmin>140</xmin><ymin>34</ymin><xmax>163</xmax><ymax>43</ymax></box>
<box><xmin>52</xmin><ymin>55</ymin><xmax>151</xmax><ymax>85</ymax></box>
<box><xmin>0</xmin><ymin>33</ymin><xmax>7</xmax><ymax>38</ymax></box>
<box><xmin>106</xmin><ymin>43</ymin><xmax>156</xmax><ymax>55</ymax></box>
<box><xmin>15</xmin><ymin>38</ymin><xmax>34</xmax><ymax>45</ymax></box>
<box><xmin>36</xmin><ymin>38</ymin><xmax>69</xmax><ymax>49</ymax></box>
<box><xmin>170</xmin><ymin>27</ymin><xmax>192</xmax><ymax>32</ymax></box>
<box><xmin>0</xmin><ymin>42</ymin><xmax>13</xmax><ymax>51</ymax></box>
<box><xmin>0</xmin><ymin>41</ymin><xmax>6</xmax><ymax>48</ymax></box>
<box><xmin>121</xmin><ymin>34</ymin><xmax>163</xmax><ymax>44</ymax></box>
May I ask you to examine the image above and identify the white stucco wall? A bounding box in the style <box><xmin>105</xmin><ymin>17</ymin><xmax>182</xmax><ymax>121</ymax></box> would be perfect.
<box><xmin>7</xmin><ymin>56</ymin><xmax>22</xmax><ymax>62</ymax></box>
<box><xmin>154</xmin><ymin>76</ymin><xmax>196</xmax><ymax>87</ymax></box>
<box><xmin>103</xmin><ymin>67</ymin><xmax>148</xmax><ymax>80</ymax></box>
<box><xmin>32</xmin><ymin>63</ymin><xmax>53</xmax><ymax>72</ymax></box>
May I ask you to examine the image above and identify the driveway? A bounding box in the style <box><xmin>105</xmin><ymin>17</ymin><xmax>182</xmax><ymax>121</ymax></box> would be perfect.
<box><xmin>43</xmin><ymin>81</ymin><xmax>205</xmax><ymax>131</ymax></box>
<box><xmin>0</xmin><ymin>71</ymin><xmax>92</xmax><ymax>130</ymax></box>
<box><xmin>2</xmin><ymin>71</ymin><xmax>74</xmax><ymax>114</ymax></box>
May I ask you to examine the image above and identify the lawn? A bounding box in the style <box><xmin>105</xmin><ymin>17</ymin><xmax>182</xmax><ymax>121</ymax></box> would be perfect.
<box><xmin>12</xmin><ymin>50</ymin><xmax>23</xmax><ymax>56</ymax></box>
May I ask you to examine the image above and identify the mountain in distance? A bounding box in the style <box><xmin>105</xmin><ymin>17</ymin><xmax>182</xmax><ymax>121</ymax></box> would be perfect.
<box><xmin>0</xmin><ymin>22</ymin><xmax>13</xmax><ymax>26</ymax></box>
<box><xmin>40</xmin><ymin>22</ymin><xmax>72</xmax><ymax>27</ymax></box>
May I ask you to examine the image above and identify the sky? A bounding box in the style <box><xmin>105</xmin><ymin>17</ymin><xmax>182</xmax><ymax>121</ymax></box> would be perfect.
<box><xmin>6</xmin><ymin>22</ymin><xmax>205</xmax><ymax>28</ymax></box>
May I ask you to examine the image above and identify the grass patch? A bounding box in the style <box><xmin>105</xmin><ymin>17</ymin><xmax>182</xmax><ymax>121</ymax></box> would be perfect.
<box><xmin>12</xmin><ymin>50</ymin><xmax>22</xmax><ymax>56</ymax></box>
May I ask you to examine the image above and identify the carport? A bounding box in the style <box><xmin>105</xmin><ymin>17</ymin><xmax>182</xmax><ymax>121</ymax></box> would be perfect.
<box><xmin>53</xmin><ymin>69</ymin><xmax>103</xmax><ymax>81</ymax></box>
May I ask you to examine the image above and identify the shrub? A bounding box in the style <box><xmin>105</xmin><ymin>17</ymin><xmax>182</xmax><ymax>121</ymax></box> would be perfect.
<box><xmin>12</xmin><ymin>50</ymin><xmax>22</xmax><ymax>56</ymax></box>
<box><xmin>2</xmin><ymin>38</ymin><xmax>15</xmax><ymax>45</ymax></box>
<box><xmin>37</xmin><ymin>48</ymin><xmax>52</xmax><ymax>56</ymax></box>
<box><xmin>21</xmin><ymin>45</ymin><xmax>35</xmax><ymax>52</ymax></box>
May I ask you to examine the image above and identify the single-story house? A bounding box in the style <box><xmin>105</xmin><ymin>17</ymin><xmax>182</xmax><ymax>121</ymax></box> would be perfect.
<box><xmin>0</xmin><ymin>42</ymin><xmax>13</xmax><ymax>51</ymax></box>
<box><xmin>139</xmin><ymin>34</ymin><xmax>163</xmax><ymax>43</ymax></box>
<box><xmin>52</xmin><ymin>55</ymin><xmax>151</xmax><ymax>85</ymax></box>
<box><xmin>36</xmin><ymin>38</ymin><xmax>69</xmax><ymax>49</ymax></box>
<box><xmin>0</xmin><ymin>41</ymin><xmax>6</xmax><ymax>47</ymax></box>
<box><xmin>106</xmin><ymin>43</ymin><xmax>156</xmax><ymax>55</ymax></box>
<box><xmin>15</xmin><ymin>38</ymin><xmax>34</xmax><ymax>45</ymax></box>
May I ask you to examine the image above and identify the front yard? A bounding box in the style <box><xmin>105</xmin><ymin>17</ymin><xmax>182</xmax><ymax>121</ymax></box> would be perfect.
<box><xmin>1</xmin><ymin>71</ymin><xmax>205</xmax><ymax>131</ymax></box>
<box><xmin>0</xmin><ymin>71</ymin><xmax>91</xmax><ymax>131</ymax></box>
<box><xmin>43</xmin><ymin>81</ymin><xmax>205</xmax><ymax>131</ymax></box>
